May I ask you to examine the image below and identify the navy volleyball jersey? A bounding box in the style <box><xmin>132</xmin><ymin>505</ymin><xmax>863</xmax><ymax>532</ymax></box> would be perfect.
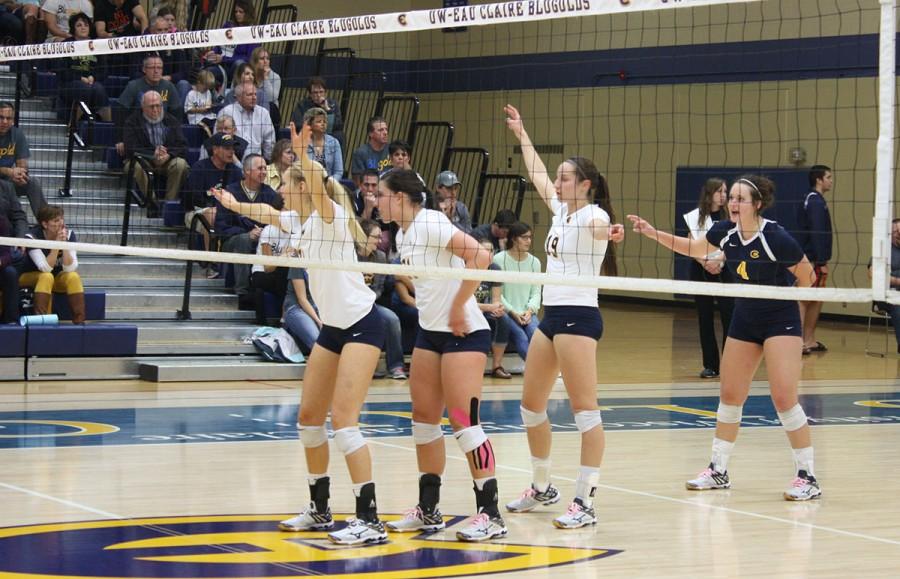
<box><xmin>705</xmin><ymin>219</ymin><xmax>805</xmax><ymax>313</ymax></box>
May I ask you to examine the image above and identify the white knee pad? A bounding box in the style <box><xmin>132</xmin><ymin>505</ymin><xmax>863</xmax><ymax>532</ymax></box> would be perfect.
<box><xmin>298</xmin><ymin>424</ymin><xmax>328</xmax><ymax>448</ymax></box>
<box><xmin>574</xmin><ymin>410</ymin><xmax>603</xmax><ymax>433</ymax></box>
<box><xmin>520</xmin><ymin>405</ymin><xmax>548</xmax><ymax>428</ymax></box>
<box><xmin>716</xmin><ymin>403</ymin><xmax>743</xmax><ymax>424</ymax></box>
<box><xmin>412</xmin><ymin>422</ymin><xmax>443</xmax><ymax>445</ymax></box>
<box><xmin>777</xmin><ymin>404</ymin><xmax>808</xmax><ymax>432</ymax></box>
<box><xmin>333</xmin><ymin>426</ymin><xmax>366</xmax><ymax>455</ymax></box>
<box><xmin>453</xmin><ymin>425</ymin><xmax>488</xmax><ymax>454</ymax></box>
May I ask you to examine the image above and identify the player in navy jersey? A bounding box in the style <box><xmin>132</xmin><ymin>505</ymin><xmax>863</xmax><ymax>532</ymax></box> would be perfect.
<box><xmin>216</xmin><ymin>122</ymin><xmax>389</xmax><ymax>544</ymax></box>
<box><xmin>503</xmin><ymin>105</ymin><xmax>625</xmax><ymax>529</ymax></box>
<box><xmin>628</xmin><ymin>175</ymin><xmax>822</xmax><ymax>501</ymax></box>
<box><xmin>375</xmin><ymin>169</ymin><xmax>507</xmax><ymax>542</ymax></box>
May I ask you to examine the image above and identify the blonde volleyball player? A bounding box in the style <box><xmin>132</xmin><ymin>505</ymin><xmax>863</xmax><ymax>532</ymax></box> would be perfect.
<box><xmin>213</xmin><ymin>121</ymin><xmax>389</xmax><ymax>545</ymax></box>
<box><xmin>375</xmin><ymin>169</ymin><xmax>507</xmax><ymax>542</ymax></box>
<box><xmin>628</xmin><ymin>176</ymin><xmax>821</xmax><ymax>501</ymax></box>
<box><xmin>502</xmin><ymin>105</ymin><xmax>624</xmax><ymax>529</ymax></box>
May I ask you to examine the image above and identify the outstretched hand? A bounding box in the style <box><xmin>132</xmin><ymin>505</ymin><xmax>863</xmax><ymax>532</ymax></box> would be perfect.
<box><xmin>210</xmin><ymin>187</ymin><xmax>237</xmax><ymax>209</ymax></box>
<box><xmin>504</xmin><ymin>104</ymin><xmax>525</xmax><ymax>139</ymax></box>
<box><xmin>627</xmin><ymin>215</ymin><xmax>656</xmax><ymax>237</ymax></box>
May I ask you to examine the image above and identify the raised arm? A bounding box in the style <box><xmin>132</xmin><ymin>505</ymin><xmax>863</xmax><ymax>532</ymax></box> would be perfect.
<box><xmin>504</xmin><ymin>104</ymin><xmax>555</xmax><ymax>209</ymax></box>
<box><xmin>627</xmin><ymin>214</ymin><xmax>719</xmax><ymax>259</ymax></box>
<box><xmin>291</xmin><ymin>122</ymin><xmax>333</xmax><ymax>223</ymax></box>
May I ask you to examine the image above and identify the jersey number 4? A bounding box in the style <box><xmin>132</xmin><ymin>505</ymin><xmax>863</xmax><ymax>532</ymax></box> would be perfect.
<box><xmin>735</xmin><ymin>261</ymin><xmax>750</xmax><ymax>281</ymax></box>
<box><xmin>545</xmin><ymin>234</ymin><xmax>560</xmax><ymax>259</ymax></box>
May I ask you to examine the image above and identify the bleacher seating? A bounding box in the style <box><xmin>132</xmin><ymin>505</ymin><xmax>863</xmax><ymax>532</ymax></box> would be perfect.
<box><xmin>0</xmin><ymin>325</ymin><xmax>26</xmax><ymax>357</ymax></box>
<box><xmin>52</xmin><ymin>289</ymin><xmax>106</xmax><ymax>321</ymax></box>
<box><xmin>27</xmin><ymin>325</ymin><xmax>138</xmax><ymax>357</ymax></box>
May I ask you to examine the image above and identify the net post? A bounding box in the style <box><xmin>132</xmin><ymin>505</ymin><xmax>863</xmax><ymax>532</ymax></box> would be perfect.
<box><xmin>873</xmin><ymin>0</ymin><xmax>896</xmax><ymax>302</ymax></box>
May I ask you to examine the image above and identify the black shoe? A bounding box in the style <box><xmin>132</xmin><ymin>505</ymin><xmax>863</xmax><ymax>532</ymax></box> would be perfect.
<box><xmin>699</xmin><ymin>368</ymin><xmax>719</xmax><ymax>379</ymax></box>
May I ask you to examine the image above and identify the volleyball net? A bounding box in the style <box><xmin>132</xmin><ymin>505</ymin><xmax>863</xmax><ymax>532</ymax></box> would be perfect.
<box><xmin>0</xmin><ymin>0</ymin><xmax>896</xmax><ymax>307</ymax></box>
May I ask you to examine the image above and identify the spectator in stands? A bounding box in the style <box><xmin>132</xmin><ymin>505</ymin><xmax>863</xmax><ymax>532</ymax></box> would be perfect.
<box><xmin>57</xmin><ymin>13</ymin><xmax>113</xmax><ymax>123</ymax></box>
<box><xmin>0</xmin><ymin>173</ymin><xmax>26</xmax><ymax>238</ymax></box>
<box><xmin>123</xmin><ymin>90</ymin><xmax>189</xmax><ymax>207</ymax></box>
<box><xmin>222</xmin><ymin>63</ymin><xmax>269</xmax><ymax>110</ymax></box>
<box><xmin>184</xmin><ymin>69</ymin><xmax>217</xmax><ymax>137</ymax></box>
<box><xmin>472</xmin><ymin>208</ymin><xmax>516</xmax><ymax>251</ymax></box>
<box><xmin>434</xmin><ymin>170</ymin><xmax>472</xmax><ymax>233</ymax></box>
<box><xmin>11</xmin><ymin>0</ymin><xmax>39</xmax><ymax>44</ymax></box>
<box><xmin>19</xmin><ymin>205</ymin><xmax>85</xmax><ymax>324</ymax></box>
<box><xmin>0</xmin><ymin>214</ymin><xmax>18</xmax><ymax>324</ymax></box>
<box><xmin>352</xmin><ymin>168</ymin><xmax>380</xmax><ymax>220</ymax></box>
<box><xmin>206</xmin><ymin>0</ymin><xmax>258</xmax><ymax>86</ymax></box>
<box><xmin>357</xmin><ymin>218</ymin><xmax>406</xmax><ymax>380</ymax></box>
<box><xmin>149</xmin><ymin>4</ymin><xmax>176</xmax><ymax>31</ymax></box>
<box><xmin>42</xmin><ymin>0</ymin><xmax>93</xmax><ymax>42</ymax></box>
<box><xmin>303</xmin><ymin>107</ymin><xmax>343</xmax><ymax>180</ymax></box>
<box><xmin>218</xmin><ymin>82</ymin><xmax>275</xmax><ymax>161</ymax></box>
<box><xmin>385</xmin><ymin>140</ymin><xmax>412</xmax><ymax>174</ymax></box>
<box><xmin>214</xmin><ymin>153</ymin><xmax>278</xmax><ymax>306</ymax></box>
<box><xmin>350</xmin><ymin>116</ymin><xmax>390</xmax><ymax>180</ymax></box>
<box><xmin>250</xmin><ymin>193</ymin><xmax>293</xmax><ymax>325</ymax></box>
<box><xmin>473</xmin><ymin>236</ymin><xmax>511</xmax><ymax>379</ymax></box>
<box><xmin>868</xmin><ymin>218</ymin><xmax>900</xmax><ymax>354</ymax></box>
<box><xmin>149</xmin><ymin>1</ymin><xmax>184</xmax><ymax>31</ymax></box>
<box><xmin>94</xmin><ymin>0</ymin><xmax>146</xmax><ymax>38</ymax></box>
<box><xmin>118</xmin><ymin>55</ymin><xmax>181</xmax><ymax>118</ymax></box>
<box><xmin>183</xmin><ymin>132</ymin><xmax>242</xmax><ymax>275</ymax></box>
<box><xmin>145</xmin><ymin>14</ymin><xmax>190</xmax><ymax>96</ymax></box>
<box><xmin>251</xmin><ymin>47</ymin><xmax>281</xmax><ymax>127</ymax></box>
<box><xmin>282</xmin><ymin>267</ymin><xmax>320</xmax><ymax>354</ymax></box>
<box><xmin>0</xmin><ymin>101</ymin><xmax>46</xmax><ymax>219</ymax></box>
<box><xmin>493</xmin><ymin>221</ymin><xmax>542</xmax><ymax>361</ymax></box>
<box><xmin>264</xmin><ymin>139</ymin><xmax>294</xmax><ymax>191</ymax></box>
<box><xmin>290</xmin><ymin>76</ymin><xmax>343</xmax><ymax>146</ymax></box>
<box><xmin>199</xmin><ymin>115</ymin><xmax>247</xmax><ymax>165</ymax></box>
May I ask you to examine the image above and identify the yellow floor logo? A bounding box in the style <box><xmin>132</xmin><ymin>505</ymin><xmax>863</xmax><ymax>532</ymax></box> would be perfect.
<box><xmin>0</xmin><ymin>515</ymin><xmax>621</xmax><ymax>578</ymax></box>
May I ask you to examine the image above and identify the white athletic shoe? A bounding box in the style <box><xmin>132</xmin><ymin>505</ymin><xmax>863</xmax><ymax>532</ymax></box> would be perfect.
<box><xmin>455</xmin><ymin>512</ymin><xmax>508</xmax><ymax>542</ymax></box>
<box><xmin>327</xmin><ymin>517</ymin><xmax>388</xmax><ymax>545</ymax></box>
<box><xmin>783</xmin><ymin>471</ymin><xmax>822</xmax><ymax>501</ymax></box>
<box><xmin>685</xmin><ymin>463</ymin><xmax>731</xmax><ymax>490</ymax></box>
<box><xmin>386</xmin><ymin>506</ymin><xmax>446</xmax><ymax>533</ymax></box>
<box><xmin>279</xmin><ymin>503</ymin><xmax>334</xmax><ymax>531</ymax></box>
<box><xmin>553</xmin><ymin>499</ymin><xmax>597</xmax><ymax>529</ymax></box>
<box><xmin>505</xmin><ymin>483</ymin><xmax>561</xmax><ymax>513</ymax></box>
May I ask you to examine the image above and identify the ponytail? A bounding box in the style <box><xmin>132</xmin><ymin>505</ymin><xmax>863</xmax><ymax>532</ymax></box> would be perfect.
<box><xmin>568</xmin><ymin>156</ymin><xmax>618</xmax><ymax>276</ymax></box>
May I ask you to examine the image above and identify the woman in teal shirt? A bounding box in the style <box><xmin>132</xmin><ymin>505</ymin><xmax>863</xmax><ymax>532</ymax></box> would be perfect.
<box><xmin>493</xmin><ymin>222</ymin><xmax>542</xmax><ymax>360</ymax></box>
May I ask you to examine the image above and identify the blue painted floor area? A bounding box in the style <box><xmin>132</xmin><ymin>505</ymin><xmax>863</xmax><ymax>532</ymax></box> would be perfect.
<box><xmin>1</xmin><ymin>392</ymin><xmax>898</xmax><ymax>449</ymax></box>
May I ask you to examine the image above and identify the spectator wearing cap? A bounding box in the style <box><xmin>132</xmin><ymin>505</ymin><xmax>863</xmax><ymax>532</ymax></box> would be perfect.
<box><xmin>199</xmin><ymin>115</ymin><xmax>248</xmax><ymax>167</ymax></box>
<box><xmin>123</xmin><ymin>90</ymin><xmax>189</xmax><ymax>206</ymax></box>
<box><xmin>183</xmin><ymin>132</ymin><xmax>243</xmax><ymax>272</ymax></box>
<box><xmin>0</xmin><ymin>101</ymin><xmax>47</xmax><ymax>219</ymax></box>
<box><xmin>471</xmin><ymin>208</ymin><xmax>517</xmax><ymax>252</ymax></box>
<box><xmin>435</xmin><ymin>170</ymin><xmax>472</xmax><ymax>233</ymax></box>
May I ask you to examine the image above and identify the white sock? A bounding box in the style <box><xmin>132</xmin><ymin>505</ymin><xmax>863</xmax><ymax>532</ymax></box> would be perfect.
<box><xmin>352</xmin><ymin>480</ymin><xmax>374</xmax><ymax>497</ymax></box>
<box><xmin>574</xmin><ymin>465</ymin><xmax>600</xmax><ymax>507</ymax></box>
<box><xmin>531</xmin><ymin>456</ymin><xmax>551</xmax><ymax>492</ymax></box>
<box><xmin>307</xmin><ymin>474</ymin><xmax>328</xmax><ymax>486</ymax></box>
<box><xmin>473</xmin><ymin>476</ymin><xmax>493</xmax><ymax>491</ymax></box>
<box><xmin>792</xmin><ymin>447</ymin><xmax>815</xmax><ymax>476</ymax></box>
<box><xmin>711</xmin><ymin>438</ymin><xmax>735</xmax><ymax>473</ymax></box>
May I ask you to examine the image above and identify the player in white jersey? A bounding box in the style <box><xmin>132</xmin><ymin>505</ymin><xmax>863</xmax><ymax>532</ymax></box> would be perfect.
<box><xmin>375</xmin><ymin>169</ymin><xmax>507</xmax><ymax>542</ymax></box>
<box><xmin>503</xmin><ymin>105</ymin><xmax>624</xmax><ymax>529</ymax></box>
<box><xmin>213</xmin><ymin>122</ymin><xmax>388</xmax><ymax>546</ymax></box>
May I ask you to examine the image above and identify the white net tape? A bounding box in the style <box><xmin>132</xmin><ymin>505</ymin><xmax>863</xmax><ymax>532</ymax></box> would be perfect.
<box><xmin>4</xmin><ymin>236</ymin><xmax>889</xmax><ymax>304</ymax></box>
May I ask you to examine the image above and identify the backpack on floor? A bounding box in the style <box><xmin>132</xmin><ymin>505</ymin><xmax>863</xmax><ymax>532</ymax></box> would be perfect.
<box><xmin>251</xmin><ymin>327</ymin><xmax>305</xmax><ymax>364</ymax></box>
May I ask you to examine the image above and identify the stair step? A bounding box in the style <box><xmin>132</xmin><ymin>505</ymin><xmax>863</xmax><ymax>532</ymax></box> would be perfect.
<box><xmin>104</xmin><ymin>308</ymin><xmax>255</xmax><ymax>321</ymax></box>
<box><xmin>105</xmin><ymin>290</ymin><xmax>238</xmax><ymax>309</ymax></box>
<box><xmin>78</xmin><ymin>259</ymin><xmax>201</xmax><ymax>278</ymax></box>
<box><xmin>139</xmin><ymin>357</ymin><xmax>303</xmax><ymax>382</ymax></box>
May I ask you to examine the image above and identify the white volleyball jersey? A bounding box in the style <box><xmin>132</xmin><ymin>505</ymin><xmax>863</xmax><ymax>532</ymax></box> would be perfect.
<box><xmin>542</xmin><ymin>198</ymin><xmax>609</xmax><ymax>307</ymax></box>
<box><xmin>298</xmin><ymin>201</ymin><xmax>375</xmax><ymax>329</ymax></box>
<box><xmin>398</xmin><ymin>208</ymin><xmax>489</xmax><ymax>333</ymax></box>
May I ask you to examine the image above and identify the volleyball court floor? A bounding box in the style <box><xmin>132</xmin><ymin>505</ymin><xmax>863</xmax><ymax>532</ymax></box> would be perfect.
<box><xmin>1</xmin><ymin>305</ymin><xmax>897</xmax><ymax>578</ymax></box>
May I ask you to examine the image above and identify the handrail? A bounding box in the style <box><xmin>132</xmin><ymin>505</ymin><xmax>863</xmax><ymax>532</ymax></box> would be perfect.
<box><xmin>120</xmin><ymin>154</ymin><xmax>155</xmax><ymax>247</ymax></box>
<box><xmin>177</xmin><ymin>211</ymin><xmax>215</xmax><ymax>321</ymax></box>
<box><xmin>58</xmin><ymin>101</ymin><xmax>94</xmax><ymax>198</ymax></box>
